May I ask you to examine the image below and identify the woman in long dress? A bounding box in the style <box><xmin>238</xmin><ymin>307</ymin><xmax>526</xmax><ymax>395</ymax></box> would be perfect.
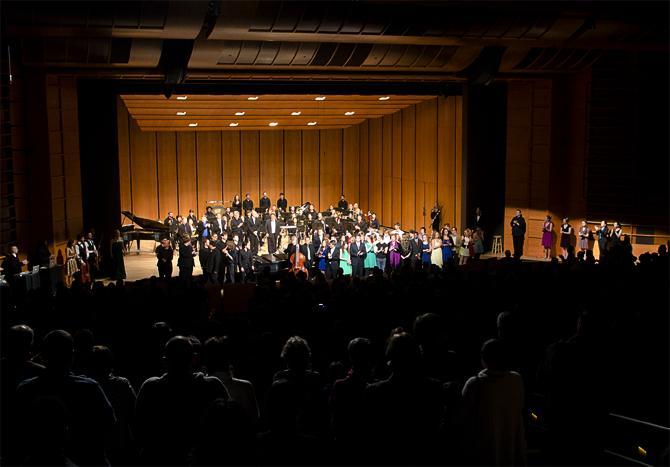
<box><xmin>388</xmin><ymin>234</ymin><xmax>402</xmax><ymax>270</ymax></box>
<box><xmin>430</xmin><ymin>232</ymin><xmax>443</xmax><ymax>267</ymax></box>
<box><xmin>442</xmin><ymin>232</ymin><xmax>453</xmax><ymax>265</ymax></box>
<box><xmin>110</xmin><ymin>230</ymin><xmax>126</xmax><ymax>281</ymax></box>
<box><xmin>65</xmin><ymin>239</ymin><xmax>79</xmax><ymax>287</ymax></box>
<box><xmin>541</xmin><ymin>215</ymin><xmax>554</xmax><ymax>259</ymax></box>
<box><xmin>560</xmin><ymin>218</ymin><xmax>573</xmax><ymax>258</ymax></box>
<box><xmin>420</xmin><ymin>234</ymin><xmax>431</xmax><ymax>267</ymax></box>
<box><xmin>459</xmin><ymin>229</ymin><xmax>471</xmax><ymax>266</ymax></box>
<box><xmin>339</xmin><ymin>236</ymin><xmax>352</xmax><ymax>276</ymax></box>
<box><xmin>364</xmin><ymin>234</ymin><xmax>377</xmax><ymax>274</ymax></box>
<box><xmin>578</xmin><ymin>220</ymin><xmax>590</xmax><ymax>252</ymax></box>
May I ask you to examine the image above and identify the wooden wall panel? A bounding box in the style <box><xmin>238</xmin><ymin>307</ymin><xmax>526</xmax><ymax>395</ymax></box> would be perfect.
<box><xmin>319</xmin><ymin>130</ymin><xmax>343</xmax><ymax>210</ymax></box>
<box><xmin>156</xmin><ymin>132</ymin><xmax>178</xmax><ymax>216</ymax></box>
<box><xmin>358</xmin><ymin>122</ymin><xmax>369</xmax><ymax>211</ymax></box>
<box><xmin>382</xmin><ymin>115</ymin><xmax>393</xmax><ymax>226</ymax></box>
<box><xmin>222</xmin><ymin>132</ymin><xmax>241</xmax><ymax>202</ymax></box>
<box><xmin>196</xmin><ymin>132</ymin><xmax>222</xmax><ymax>204</ymax></box>
<box><xmin>260</xmin><ymin>131</ymin><xmax>284</xmax><ymax>202</ymax></box>
<box><xmin>117</xmin><ymin>99</ymin><xmax>132</xmax><ymax>218</ymax></box>
<box><xmin>442</xmin><ymin>97</ymin><xmax>457</xmax><ymax>226</ymax></box>
<box><xmin>240</xmin><ymin>131</ymin><xmax>260</xmax><ymax>202</ymax></box>
<box><xmin>391</xmin><ymin>112</ymin><xmax>403</xmax><ymax>226</ymax></box>
<box><xmin>302</xmin><ymin>131</ymin><xmax>319</xmax><ymax>208</ymax></box>
<box><xmin>454</xmin><ymin>96</ymin><xmax>464</xmax><ymax>228</ymax></box>
<box><xmin>342</xmin><ymin>126</ymin><xmax>359</xmax><ymax>203</ymax></box>
<box><xmin>283</xmin><ymin>131</ymin><xmax>302</xmax><ymax>205</ymax></box>
<box><xmin>368</xmin><ymin>118</ymin><xmax>383</xmax><ymax>219</ymax></box>
<box><xmin>129</xmin><ymin>120</ymin><xmax>158</xmax><ymax>220</ymax></box>
<box><xmin>177</xmin><ymin>132</ymin><xmax>197</xmax><ymax>215</ymax></box>
<box><xmin>401</xmin><ymin>107</ymin><xmax>416</xmax><ymax>230</ymax></box>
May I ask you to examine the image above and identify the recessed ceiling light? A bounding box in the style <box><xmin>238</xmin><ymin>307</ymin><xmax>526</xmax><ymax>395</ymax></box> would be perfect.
<box><xmin>176</xmin><ymin>111</ymin><xmax>187</xmax><ymax>116</ymax></box>
<box><xmin>176</xmin><ymin>96</ymin><xmax>188</xmax><ymax>100</ymax></box>
<box><xmin>268</xmin><ymin>122</ymin><xmax>278</xmax><ymax>127</ymax></box>
<box><xmin>344</xmin><ymin>111</ymin><xmax>356</xmax><ymax>116</ymax></box>
<box><xmin>307</xmin><ymin>121</ymin><xmax>317</xmax><ymax>126</ymax></box>
<box><xmin>378</xmin><ymin>96</ymin><xmax>390</xmax><ymax>101</ymax></box>
<box><xmin>291</xmin><ymin>111</ymin><xmax>302</xmax><ymax>116</ymax></box>
<box><xmin>229</xmin><ymin>122</ymin><xmax>239</xmax><ymax>127</ymax></box>
<box><xmin>315</xmin><ymin>96</ymin><xmax>326</xmax><ymax>101</ymax></box>
<box><xmin>188</xmin><ymin>123</ymin><xmax>198</xmax><ymax>127</ymax></box>
<box><xmin>247</xmin><ymin>96</ymin><xmax>259</xmax><ymax>101</ymax></box>
<box><xmin>235</xmin><ymin>111</ymin><xmax>245</xmax><ymax>116</ymax></box>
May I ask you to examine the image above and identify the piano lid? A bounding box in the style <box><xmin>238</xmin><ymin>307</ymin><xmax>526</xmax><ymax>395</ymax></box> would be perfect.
<box><xmin>121</xmin><ymin>211</ymin><xmax>169</xmax><ymax>231</ymax></box>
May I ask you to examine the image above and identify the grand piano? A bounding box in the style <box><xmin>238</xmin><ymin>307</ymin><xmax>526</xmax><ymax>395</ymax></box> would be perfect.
<box><xmin>120</xmin><ymin>211</ymin><xmax>169</xmax><ymax>254</ymax></box>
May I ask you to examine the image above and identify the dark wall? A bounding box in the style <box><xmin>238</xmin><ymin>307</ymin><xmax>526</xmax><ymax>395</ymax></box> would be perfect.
<box><xmin>464</xmin><ymin>82</ymin><xmax>507</xmax><ymax>242</ymax></box>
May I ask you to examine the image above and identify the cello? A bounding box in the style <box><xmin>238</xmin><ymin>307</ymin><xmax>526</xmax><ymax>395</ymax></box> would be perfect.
<box><xmin>288</xmin><ymin>235</ymin><xmax>309</xmax><ymax>278</ymax></box>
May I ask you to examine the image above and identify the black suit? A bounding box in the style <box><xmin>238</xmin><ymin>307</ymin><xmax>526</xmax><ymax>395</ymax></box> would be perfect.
<box><xmin>1</xmin><ymin>254</ymin><xmax>23</xmax><ymax>276</ymax></box>
<box><xmin>177</xmin><ymin>243</ymin><xmax>194</xmax><ymax>281</ymax></box>
<box><xmin>328</xmin><ymin>243</ymin><xmax>340</xmax><ymax>279</ymax></box>
<box><xmin>265</xmin><ymin>219</ymin><xmax>280</xmax><ymax>253</ymax></box>
<box><xmin>510</xmin><ymin>215</ymin><xmax>527</xmax><ymax>259</ymax></box>
<box><xmin>212</xmin><ymin>218</ymin><xmax>226</xmax><ymax>235</ymax></box>
<box><xmin>349</xmin><ymin>241</ymin><xmax>366</xmax><ymax>277</ymax></box>
<box><xmin>408</xmin><ymin>238</ymin><xmax>421</xmax><ymax>268</ymax></box>
<box><xmin>312</xmin><ymin>232</ymin><xmax>325</xmax><ymax>251</ymax></box>
<box><xmin>242</xmin><ymin>199</ymin><xmax>254</xmax><ymax>213</ymax></box>
<box><xmin>155</xmin><ymin>245</ymin><xmax>173</xmax><ymax>279</ymax></box>
<box><xmin>300</xmin><ymin>243</ymin><xmax>316</xmax><ymax>270</ymax></box>
<box><xmin>338</xmin><ymin>200</ymin><xmax>348</xmax><ymax>211</ymax></box>
<box><xmin>277</xmin><ymin>197</ymin><xmax>288</xmax><ymax>212</ymax></box>
<box><xmin>245</xmin><ymin>216</ymin><xmax>260</xmax><ymax>254</ymax></box>
<box><xmin>259</xmin><ymin>196</ymin><xmax>271</xmax><ymax>213</ymax></box>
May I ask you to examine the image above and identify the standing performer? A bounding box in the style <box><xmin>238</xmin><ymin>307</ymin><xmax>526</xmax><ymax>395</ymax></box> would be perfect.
<box><xmin>510</xmin><ymin>209</ymin><xmax>527</xmax><ymax>259</ymax></box>
<box><xmin>259</xmin><ymin>192</ymin><xmax>271</xmax><ymax>213</ymax></box>
<box><xmin>328</xmin><ymin>238</ymin><xmax>340</xmax><ymax>279</ymax></box>
<box><xmin>349</xmin><ymin>233</ymin><xmax>366</xmax><ymax>278</ymax></box>
<box><xmin>337</xmin><ymin>195</ymin><xmax>348</xmax><ymax>211</ymax></box>
<box><xmin>164</xmin><ymin>212</ymin><xmax>178</xmax><ymax>249</ymax></box>
<box><xmin>276</xmin><ymin>193</ymin><xmax>288</xmax><ymax>212</ymax></box>
<box><xmin>110</xmin><ymin>230</ymin><xmax>126</xmax><ymax>281</ymax></box>
<box><xmin>177</xmin><ymin>235</ymin><xmax>195</xmax><ymax>283</ymax></box>
<box><xmin>155</xmin><ymin>238</ymin><xmax>173</xmax><ymax>279</ymax></box>
<box><xmin>265</xmin><ymin>213</ymin><xmax>280</xmax><ymax>254</ymax></box>
<box><xmin>578</xmin><ymin>221</ymin><xmax>590</xmax><ymax>253</ymax></box>
<box><xmin>242</xmin><ymin>193</ymin><xmax>254</xmax><ymax>214</ymax></box>
<box><xmin>245</xmin><ymin>210</ymin><xmax>260</xmax><ymax>254</ymax></box>
<box><xmin>388</xmin><ymin>234</ymin><xmax>402</xmax><ymax>270</ymax></box>
<box><xmin>430</xmin><ymin>203</ymin><xmax>441</xmax><ymax>233</ymax></box>
<box><xmin>339</xmin><ymin>236</ymin><xmax>352</xmax><ymax>276</ymax></box>
<box><xmin>232</xmin><ymin>194</ymin><xmax>242</xmax><ymax>213</ymax></box>
<box><xmin>594</xmin><ymin>221</ymin><xmax>610</xmax><ymax>259</ymax></box>
<box><xmin>541</xmin><ymin>215</ymin><xmax>554</xmax><ymax>259</ymax></box>
<box><xmin>560</xmin><ymin>218</ymin><xmax>573</xmax><ymax>258</ymax></box>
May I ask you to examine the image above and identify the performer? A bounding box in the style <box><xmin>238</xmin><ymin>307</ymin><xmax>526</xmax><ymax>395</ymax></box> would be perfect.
<box><xmin>420</xmin><ymin>234</ymin><xmax>431</xmax><ymax>267</ymax></box>
<box><xmin>239</xmin><ymin>240</ymin><xmax>253</xmax><ymax>283</ymax></box>
<box><xmin>65</xmin><ymin>240</ymin><xmax>79</xmax><ymax>286</ymax></box>
<box><xmin>265</xmin><ymin>213</ymin><xmax>280</xmax><ymax>254</ymax></box>
<box><xmin>245</xmin><ymin>210</ymin><xmax>260</xmax><ymax>254</ymax></box>
<box><xmin>388</xmin><ymin>234</ymin><xmax>402</xmax><ymax>270</ymax></box>
<box><xmin>510</xmin><ymin>209</ymin><xmax>527</xmax><ymax>259</ymax></box>
<box><xmin>212</xmin><ymin>213</ymin><xmax>226</xmax><ymax>236</ymax></box>
<box><xmin>349</xmin><ymin>233</ymin><xmax>366</xmax><ymax>278</ymax></box>
<box><xmin>187</xmin><ymin>209</ymin><xmax>198</xmax><ymax>226</ymax></box>
<box><xmin>110</xmin><ymin>230</ymin><xmax>126</xmax><ymax>281</ymax></box>
<box><xmin>578</xmin><ymin>220</ymin><xmax>590</xmax><ymax>253</ymax></box>
<box><xmin>196</xmin><ymin>215</ymin><xmax>211</xmax><ymax>250</ymax></box>
<box><xmin>375</xmin><ymin>233</ymin><xmax>389</xmax><ymax>272</ymax></box>
<box><xmin>316</xmin><ymin>239</ymin><xmax>329</xmax><ymax>274</ymax></box>
<box><xmin>339</xmin><ymin>236</ymin><xmax>352</xmax><ymax>276</ymax></box>
<box><xmin>155</xmin><ymin>238</ymin><xmax>173</xmax><ymax>279</ymax></box>
<box><xmin>177</xmin><ymin>235</ymin><xmax>195</xmax><ymax>283</ymax></box>
<box><xmin>312</xmin><ymin>226</ymin><xmax>325</xmax><ymax>251</ymax></box>
<box><xmin>277</xmin><ymin>192</ymin><xmax>288</xmax><ymax>212</ymax></box>
<box><xmin>76</xmin><ymin>233</ymin><xmax>91</xmax><ymax>283</ymax></box>
<box><xmin>473</xmin><ymin>207</ymin><xmax>484</xmax><ymax>231</ymax></box>
<box><xmin>430</xmin><ymin>232</ymin><xmax>443</xmax><ymax>267</ymax></box>
<box><xmin>337</xmin><ymin>195</ymin><xmax>348</xmax><ymax>211</ymax></box>
<box><xmin>1</xmin><ymin>244</ymin><xmax>27</xmax><ymax>277</ymax></box>
<box><xmin>300</xmin><ymin>236</ymin><xmax>316</xmax><ymax>271</ymax></box>
<box><xmin>609</xmin><ymin>222</ymin><xmax>623</xmax><ymax>248</ymax></box>
<box><xmin>177</xmin><ymin>217</ymin><xmax>192</xmax><ymax>243</ymax></box>
<box><xmin>369</xmin><ymin>212</ymin><xmax>380</xmax><ymax>232</ymax></box>
<box><xmin>242</xmin><ymin>193</ymin><xmax>254</xmax><ymax>214</ymax></box>
<box><xmin>259</xmin><ymin>192</ymin><xmax>271</xmax><ymax>213</ymax></box>
<box><xmin>560</xmin><ymin>218</ymin><xmax>573</xmax><ymax>258</ymax></box>
<box><xmin>541</xmin><ymin>215</ymin><xmax>554</xmax><ymax>259</ymax></box>
<box><xmin>441</xmin><ymin>231</ymin><xmax>454</xmax><ymax>265</ymax></box>
<box><xmin>404</xmin><ymin>231</ymin><xmax>421</xmax><ymax>269</ymax></box>
<box><xmin>594</xmin><ymin>221</ymin><xmax>609</xmax><ymax>259</ymax></box>
<box><xmin>85</xmin><ymin>232</ymin><xmax>99</xmax><ymax>279</ymax></box>
<box><xmin>230</xmin><ymin>211</ymin><xmax>244</xmax><ymax>239</ymax></box>
<box><xmin>430</xmin><ymin>203</ymin><xmax>441</xmax><ymax>233</ymax></box>
<box><xmin>355</xmin><ymin>214</ymin><xmax>368</xmax><ymax>234</ymax></box>
<box><xmin>232</xmin><ymin>194</ymin><xmax>242</xmax><ymax>213</ymax></box>
<box><xmin>164</xmin><ymin>211</ymin><xmax>178</xmax><ymax>248</ymax></box>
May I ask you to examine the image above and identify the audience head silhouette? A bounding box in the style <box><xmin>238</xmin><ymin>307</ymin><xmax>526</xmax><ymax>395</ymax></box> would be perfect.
<box><xmin>481</xmin><ymin>338</ymin><xmax>506</xmax><ymax>371</ymax></box>
<box><xmin>386</xmin><ymin>332</ymin><xmax>421</xmax><ymax>375</ymax></box>
<box><xmin>281</xmin><ymin>336</ymin><xmax>311</xmax><ymax>374</ymax></box>
<box><xmin>42</xmin><ymin>330</ymin><xmax>74</xmax><ymax>374</ymax></box>
<box><xmin>347</xmin><ymin>337</ymin><xmax>372</xmax><ymax>373</ymax></box>
<box><xmin>164</xmin><ymin>335</ymin><xmax>194</xmax><ymax>377</ymax></box>
<box><xmin>7</xmin><ymin>324</ymin><xmax>35</xmax><ymax>360</ymax></box>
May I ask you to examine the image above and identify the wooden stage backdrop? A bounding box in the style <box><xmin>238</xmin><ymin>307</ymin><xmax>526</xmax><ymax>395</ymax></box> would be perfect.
<box><xmin>117</xmin><ymin>96</ymin><xmax>463</xmax><ymax>231</ymax></box>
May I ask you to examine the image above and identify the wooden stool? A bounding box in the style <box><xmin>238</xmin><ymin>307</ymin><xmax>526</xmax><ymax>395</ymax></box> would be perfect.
<box><xmin>492</xmin><ymin>235</ymin><xmax>503</xmax><ymax>255</ymax></box>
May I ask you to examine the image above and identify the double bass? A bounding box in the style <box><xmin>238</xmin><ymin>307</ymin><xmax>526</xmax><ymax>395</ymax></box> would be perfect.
<box><xmin>288</xmin><ymin>236</ymin><xmax>309</xmax><ymax>278</ymax></box>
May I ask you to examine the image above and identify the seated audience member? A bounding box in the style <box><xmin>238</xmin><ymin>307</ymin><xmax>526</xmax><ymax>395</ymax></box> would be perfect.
<box><xmin>89</xmin><ymin>345</ymin><xmax>138</xmax><ymax>464</ymax></box>
<box><xmin>461</xmin><ymin>338</ymin><xmax>526</xmax><ymax>466</ymax></box>
<box><xmin>413</xmin><ymin>312</ymin><xmax>463</xmax><ymax>384</ymax></box>
<box><xmin>537</xmin><ymin>311</ymin><xmax>610</xmax><ymax>465</ymax></box>
<box><xmin>364</xmin><ymin>332</ymin><xmax>444</xmax><ymax>464</ymax></box>
<box><xmin>23</xmin><ymin>396</ymin><xmax>73</xmax><ymax>466</ymax></box>
<box><xmin>15</xmin><ymin>330</ymin><xmax>116</xmax><ymax>465</ymax></box>
<box><xmin>134</xmin><ymin>336</ymin><xmax>229</xmax><ymax>464</ymax></box>
<box><xmin>1</xmin><ymin>325</ymin><xmax>45</xmax><ymax>463</ymax></box>
<box><xmin>330</xmin><ymin>338</ymin><xmax>374</xmax><ymax>451</ymax></box>
<box><xmin>203</xmin><ymin>336</ymin><xmax>260</xmax><ymax>424</ymax></box>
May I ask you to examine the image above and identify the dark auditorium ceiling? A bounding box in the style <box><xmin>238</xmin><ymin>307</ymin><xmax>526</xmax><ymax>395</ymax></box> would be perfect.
<box><xmin>4</xmin><ymin>0</ymin><xmax>668</xmax><ymax>83</ymax></box>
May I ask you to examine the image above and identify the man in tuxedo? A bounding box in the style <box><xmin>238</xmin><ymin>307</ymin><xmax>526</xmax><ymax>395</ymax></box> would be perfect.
<box><xmin>473</xmin><ymin>207</ymin><xmax>484</xmax><ymax>231</ymax></box>
<box><xmin>212</xmin><ymin>213</ymin><xmax>226</xmax><ymax>236</ymax></box>
<box><xmin>155</xmin><ymin>238</ymin><xmax>173</xmax><ymax>279</ymax></box>
<box><xmin>265</xmin><ymin>213</ymin><xmax>280</xmax><ymax>254</ymax></box>
<box><xmin>328</xmin><ymin>239</ymin><xmax>340</xmax><ymax>279</ymax></box>
<box><xmin>430</xmin><ymin>203</ymin><xmax>441</xmax><ymax>233</ymax></box>
<box><xmin>187</xmin><ymin>209</ymin><xmax>197</xmax><ymax>226</ymax></box>
<box><xmin>164</xmin><ymin>212</ymin><xmax>178</xmax><ymax>248</ymax></box>
<box><xmin>1</xmin><ymin>245</ymin><xmax>28</xmax><ymax>277</ymax></box>
<box><xmin>238</xmin><ymin>240</ymin><xmax>253</xmax><ymax>283</ymax></box>
<box><xmin>510</xmin><ymin>209</ymin><xmax>527</xmax><ymax>259</ymax></box>
<box><xmin>369</xmin><ymin>213</ymin><xmax>380</xmax><ymax>231</ymax></box>
<box><xmin>349</xmin><ymin>233</ymin><xmax>367</xmax><ymax>278</ymax></box>
<box><xmin>338</xmin><ymin>195</ymin><xmax>348</xmax><ymax>211</ymax></box>
<box><xmin>242</xmin><ymin>193</ymin><xmax>254</xmax><ymax>214</ymax></box>
<box><xmin>300</xmin><ymin>236</ymin><xmax>316</xmax><ymax>272</ymax></box>
<box><xmin>245</xmin><ymin>210</ymin><xmax>260</xmax><ymax>254</ymax></box>
<box><xmin>259</xmin><ymin>192</ymin><xmax>271</xmax><ymax>213</ymax></box>
<box><xmin>276</xmin><ymin>193</ymin><xmax>288</xmax><ymax>212</ymax></box>
<box><xmin>312</xmin><ymin>227</ymin><xmax>325</xmax><ymax>251</ymax></box>
<box><xmin>230</xmin><ymin>211</ymin><xmax>244</xmax><ymax>239</ymax></box>
<box><xmin>177</xmin><ymin>236</ymin><xmax>195</xmax><ymax>282</ymax></box>
<box><xmin>405</xmin><ymin>231</ymin><xmax>421</xmax><ymax>269</ymax></box>
<box><xmin>177</xmin><ymin>217</ymin><xmax>192</xmax><ymax>243</ymax></box>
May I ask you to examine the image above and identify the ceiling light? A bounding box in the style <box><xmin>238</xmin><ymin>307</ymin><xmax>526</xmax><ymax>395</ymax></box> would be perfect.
<box><xmin>315</xmin><ymin>96</ymin><xmax>326</xmax><ymax>101</ymax></box>
<box><xmin>176</xmin><ymin>111</ymin><xmax>187</xmax><ymax>116</ymax></box>
<box><xmin>378</xmin><ymin>96</ymin><xmax>390</xmax><ymax>101</ymax></box>
<box><xmin>268</xmin><ymin>122</ymin><xmax>278</xmax><ymax>127</ymax></box>
<box><xmin>188</xmin><ymin>123</ymin><xmax>198</xmax><ymax>127</ymax></box>
<box><xmin>229</xmin><ymin>122</ymin><xmax>239</xmax><ymax>127</ymax></box>
<box><xmin>344</xmin><ymin>111</ymin><xmax>356</xmax><ymax>116</ymax></box>
<box><xmin>247</xmin><ymin>96</ymin><xmax>259</xmax><ymax>101</ymax></box>
<box><xmin>291</xmin><ymin>111</ymin><xmax>301</xmax><ymax>116</ymax></box>
<box><xmin>235</xmin><ymin>111</ymin><xmax>245</xmax><ymax>116</ymax></box>
<box><xmin>307</xmin><ymin>121</ymin><xmax>317</xmax><ymax>126</ymax></box>
<box><xmin>176</xmin><ymin>96</ymin><xmax>188</xmax><ymax>100</ymax></box>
